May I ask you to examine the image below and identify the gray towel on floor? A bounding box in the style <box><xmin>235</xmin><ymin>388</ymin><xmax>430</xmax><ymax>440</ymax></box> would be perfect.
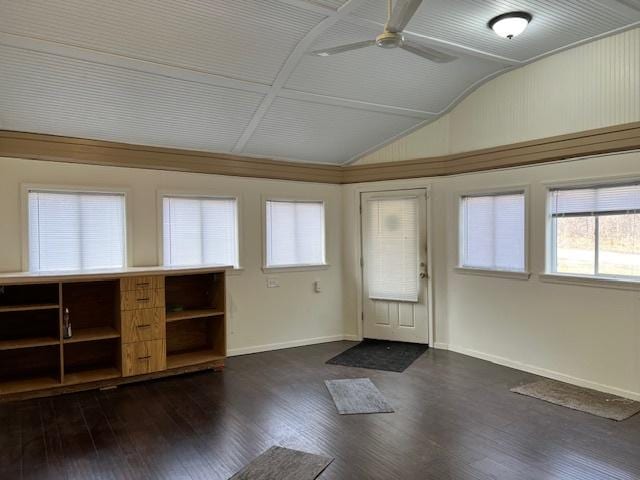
<box><xmin>229</xmin><ymin>446</ymin><xmax>333</xmax><ymax>480</ymax></box>
<box><xmin>511</xmin><ymin>379</ymin><xmax>640</xmax><ymax>421</ymax></box>
<box><xmin>325</xmin><ymin>378</ymin><xmax>394</xmax><ymax>415</ymax></box>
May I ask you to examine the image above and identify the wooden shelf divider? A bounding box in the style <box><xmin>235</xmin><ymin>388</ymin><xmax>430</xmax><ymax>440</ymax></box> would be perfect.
<box><xmin>0</xmin><ymin>303</ymin><xmax>59</xmax><ymax>313</ymax></box>
<box><xmin>63</xmin><ymin>326</ymin><xmax>120</xmax><ymax>344</ymax></box>
<box><xmin>0</xmin><ymin>336</ymin><xmax>60</xmax><ymax>351</ymax></box>
<box><xmin>0</xmin><ymin>376</ymin><xmax>60</xmax><ymax>395</ymax></box>
<box><xmin>166</xmin><ymin>308</ymin><xmax>224</xmax><ymax>323</ymax></box>
<box><xmin>63</xmin><ymin>367</ymin><xmax>121</xmax><ymax>386</ymax></box>
<box><xmin>167</xmin><ymin>350</ymin><xmax>224</xmax><ymax>370</ymax></box>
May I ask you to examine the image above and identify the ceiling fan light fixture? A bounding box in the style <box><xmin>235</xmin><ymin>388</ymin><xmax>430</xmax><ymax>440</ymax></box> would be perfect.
<box><xmin>488</xmin><ymin>12</ymin><xmax>532</xmax><ymax>39</ymax></box>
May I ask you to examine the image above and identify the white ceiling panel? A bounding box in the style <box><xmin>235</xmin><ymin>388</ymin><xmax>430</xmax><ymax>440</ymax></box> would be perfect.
<box><xmin>0</xmin><ymin>0</ymin><xmax>325</xmax><ymax>85</ymax></box>
<box><xmin>244</xmin><ymin>97</ymin><xmax>425</xmax><ymax>163</ymax></box>
<box><xmin>350</xmin><ymin>0</ymin><xmax>640</xmax><ymax>62</ymax></box>
<box><xmin>0</xmin><ymin>46</ymin><xmax>264</xmax><ymax>152</ymax></box>
<box><xmin>286</xmin><ymin>20</ymin><xmax>503</xmax><ymax>112</ymax></box>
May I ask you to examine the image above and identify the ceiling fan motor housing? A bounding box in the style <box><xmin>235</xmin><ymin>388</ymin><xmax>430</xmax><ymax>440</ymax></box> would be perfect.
<box><xmin>376</xmin><ymin>31</ymin><xmax>404</xmax><ymax>49</ymax></box>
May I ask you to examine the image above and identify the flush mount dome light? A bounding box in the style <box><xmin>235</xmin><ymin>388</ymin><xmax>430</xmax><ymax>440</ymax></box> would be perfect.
<box><xmin>488</xmin><ymin>12</ymin><xmax>532</xmax><ymax>39</ymax></box>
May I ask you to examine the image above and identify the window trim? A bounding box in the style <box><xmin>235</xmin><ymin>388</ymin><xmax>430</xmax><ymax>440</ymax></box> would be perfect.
<box><xmin>261</xmin><ymin>196</ymin><xmax>329</xmax><ymax>273</ymax></box>
<box><xmin>157</xmin><ymin>190</ymin><xmax>242</xmax><ymax>271</ymax></box>
<box><xmin>544</xmin><ymin>176</ymin><xmax>640</xmax><ymax>284</ymax></box>
<box><xmin>21</xmin><ymin>183</ymin><xmax>132</xmax><ymax>272</ymax></box>
<box><xmin>456</xmin><ymin>185</ymin><xmax>531</xmax><ymax>278</ymax></box>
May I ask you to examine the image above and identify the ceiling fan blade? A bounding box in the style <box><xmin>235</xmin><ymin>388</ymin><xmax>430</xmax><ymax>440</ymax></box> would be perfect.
<box><xmin>386</xmin><ymin>0</ymin><xmax>423</xmax><ymax>33</ymax></box>
<box><xmin>401</xmin><ymin>41</ymin><xmax>457</xmax><ymax>63</ymax></box>
<box><xmin>310</xmin><ymin>40</ymin><xmax>376</xmax><ymax>57</ymax></box>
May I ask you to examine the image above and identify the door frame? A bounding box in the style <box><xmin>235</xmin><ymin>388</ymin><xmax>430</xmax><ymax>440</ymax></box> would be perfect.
<box><xmin>352</xmin><ymin>180</ymin><xmax>434</xmax><ymax>346</ymax></box>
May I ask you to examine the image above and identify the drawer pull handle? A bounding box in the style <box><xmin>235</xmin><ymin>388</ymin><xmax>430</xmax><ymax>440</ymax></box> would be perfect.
<box><xmin>136</xmin><ymin>298</ymin><xmax>150</xmax><ymax>302</ymax></box>
<box><xmin>138</xmin><ymin>355</ymin><xmax>151</xmax><ymax>360</ymax></box>
<box><xmin>136</xmin><ymin>282</ymin><xmax>150</xmax><ymax>287</ymax></box>
<box><xmin>137</xmin><ymin>324</ymin><xmax>151</xmax><ymax>328</ymax></box>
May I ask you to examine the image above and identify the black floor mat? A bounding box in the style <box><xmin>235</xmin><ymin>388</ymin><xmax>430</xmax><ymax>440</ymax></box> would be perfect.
<box><xmin>326</xmin><ymin>339</ymin><xmax>428</xmax><ymax>372</ymax></box>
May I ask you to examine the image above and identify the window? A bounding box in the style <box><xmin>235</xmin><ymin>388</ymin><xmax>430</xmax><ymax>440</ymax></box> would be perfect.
<box><xmin>28</xmin><ymin>190</ymin><xmax>126</xmax><ymax>272</ymax></box>
<box><xmin>265</xmin><ymin>200</ymin><xmax>325</xmax><ymax>268</ymax></box>
<box><xmin>460</xmin><ymin>192</ymin><xmax>526</xmax><ymax>272</ymax></box>
<box><xmin>163</xmin><ymin>196</ymin><xmax>238</xmax><ymax>267</ymax></box>
<box><xmin>549</xmin><ymin>183</ymin><xmax>640</xmax><ymax>278</ymax></box>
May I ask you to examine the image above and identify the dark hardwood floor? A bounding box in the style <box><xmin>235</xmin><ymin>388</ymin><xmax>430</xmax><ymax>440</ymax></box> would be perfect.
<box><xmin>2</xmin><ymin>341</ymin><xmax>640</xmax><ymax>479</ymax></box>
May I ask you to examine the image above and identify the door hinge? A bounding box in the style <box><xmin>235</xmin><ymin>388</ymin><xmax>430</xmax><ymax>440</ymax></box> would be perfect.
<box><xmin>360</xmin><ymin>257</ymin><xmax>364</xmax><ymax>267</ymax></box>
<box><xmin>361</xmin><ymin>312</ymin><xmax>364</xmax><ymax>321</ymax></box>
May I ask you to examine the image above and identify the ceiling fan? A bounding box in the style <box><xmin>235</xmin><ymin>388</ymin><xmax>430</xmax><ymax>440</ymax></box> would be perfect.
<box><xmin>310</xmin><ymin>0</ymin><xmax>457</xmax><ymax>63</ymax></box>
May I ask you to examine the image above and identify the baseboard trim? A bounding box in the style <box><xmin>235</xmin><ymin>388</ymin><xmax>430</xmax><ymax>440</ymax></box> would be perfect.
<box><xmin>433</xmin><ymin>342</ymin><xmax>450</xmax><ymax>350</ymax></box>
<box><xmin>440</xmin><ymin>343</ymin><xmax>640</xmax><ymax>402</ymax></box>
<box><xmin>228</xmin><ymin>334</ymin><xmax>356</xmax><ymax>356</ymax></box>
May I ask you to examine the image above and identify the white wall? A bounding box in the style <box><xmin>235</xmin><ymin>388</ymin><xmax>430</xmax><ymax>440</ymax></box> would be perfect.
<box><xmin>357</xmin><ymin>27</ymin><xmax>640</xmax><ymax>164</ymax></box>
<box><xmin>343</xmin><ymin>150</ymin><xmax>640</xmax><ymax>400</ymax></box>
<box><xmin>0</xmin><ymin>156</ymin><xmax>350</xmax><ymax>355</ymax></box>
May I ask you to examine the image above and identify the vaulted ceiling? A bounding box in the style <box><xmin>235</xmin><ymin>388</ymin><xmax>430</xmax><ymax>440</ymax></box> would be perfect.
<box><xmin>1</xmin><ymin>0</ymin><xmax>639</xmax><ymax>165</ymax></box>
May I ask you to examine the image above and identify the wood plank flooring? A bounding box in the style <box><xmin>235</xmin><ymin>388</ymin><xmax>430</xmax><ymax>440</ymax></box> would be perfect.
<box><xmin>2</xmin><ymin>341</ymin><xmax>640</xmax><ymax>479</ymax></box>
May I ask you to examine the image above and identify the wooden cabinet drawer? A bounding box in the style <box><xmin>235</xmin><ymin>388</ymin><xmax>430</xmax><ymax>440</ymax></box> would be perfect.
<box><xmin>121</xmin><ymin>288</ymin><xmax>164</xmax><ymax>311</ymax></box>
<box><xmin>122</xmin><ymin>308</ymin><xmax>165</xmax><ymax>343</ymax></box>
<box><xmin>122</xmin><ymin>340</ymin><xmax>166</xmax><ymax>377</ymax></box>
<box><xmin>120</xmin><ymin>275</ymin><xmax>163</xmax><ymax>292</ymax></box>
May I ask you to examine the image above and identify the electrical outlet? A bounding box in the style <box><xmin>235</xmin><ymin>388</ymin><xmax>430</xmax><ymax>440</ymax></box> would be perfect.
<box><xmin>266</xmin><ymin>277</ymin><xmax>280</xmax><ymax>288</ymax></box>
<box><xmin>314</xmin><ymin>280</ymin><xmax>322</xmax><ymax>293</ymax></box>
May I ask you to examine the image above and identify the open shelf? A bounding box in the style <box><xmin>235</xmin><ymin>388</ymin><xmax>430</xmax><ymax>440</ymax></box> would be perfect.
<box><xmin>62</xmin><ymin>280</ymin><xmax>120</xmax><ymax>331</ymax></box>
<box><xmin>0</xmin><ymin>303</ymin><xmax>59</xmax><ymax>313</ymax></box>
<box><xmin>0</xmin><ymin>308</ymin><xmax>61</xmax><ymax>352</ymax></box>
<box><xmin>64</xmin><ymin>367</ymin><xmax>120</xmax><ymax>386</ymax></box>
<box><xmin>167</xmin><ymin>350</ymin><xmax>224</xmax><ymax>369</ymax></box>
<box><xmin>64</xmin><ymin>326</ymin><xmax>120</xmax><ymax>344</ymax></box>
<box><xmin>0</xmin><ymin>345</ymin><xmax>61</xmax><ymax>395</ymax></box>
<box><xmin>64</xmin><ymin>338</ymin><xmax>120</xmax><ymax>382</ymax></box>
<box><xmin>0</xmin><ymin>336</ymin><xmax>59</xmax><ymax>351</ymax></box>
<box><xmin>0</xmin><ymin>283</ymin><xmax>59</xmax><ymax>309</ymax></box>
<box><xmin>166</xmin><ymin>308</ymin><xmax>224</xmax><ymax>323</ymax></box>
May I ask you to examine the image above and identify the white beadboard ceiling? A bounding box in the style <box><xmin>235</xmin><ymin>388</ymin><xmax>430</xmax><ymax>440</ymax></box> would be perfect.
<box><xmin>0</xmin><ymin>0</ymin><xmax>638</xmax><ymax>165</ymax></box>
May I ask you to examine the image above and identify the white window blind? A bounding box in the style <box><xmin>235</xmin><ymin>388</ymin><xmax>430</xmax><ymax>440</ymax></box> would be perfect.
<box><xmin>163</xmin><ymin>196</ymin><xmax>238</xmax><ymax>267</ymax></box>
<box><xmin>28</xmin><ymin>190</ymin><xmax>126</xmax><ymax>272</ymax></box>
<box><xmin>366</xmin><ymin>196</ymin><xmax>419</xmax><ymax>302</ymax></box>
<box><xmin>461</xmin><ymin>192</ymin><xmax>525</xmax><ymax>271</ymax></box>
<box><xmin>550</xmin><ymin>183</ymin><xmax>640</xmax><ymax>216</ymax></box>
<box><xmin>265</xmin><ymin>200</ymin><xmax>325</xmax><ymax>268</ymax></box>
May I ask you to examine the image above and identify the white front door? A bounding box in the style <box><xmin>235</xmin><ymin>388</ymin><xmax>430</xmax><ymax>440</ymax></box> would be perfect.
<box><xmin>361</xmin><ymin>189</ymin><xmax>429</xmax><ymax>344</ymax></box>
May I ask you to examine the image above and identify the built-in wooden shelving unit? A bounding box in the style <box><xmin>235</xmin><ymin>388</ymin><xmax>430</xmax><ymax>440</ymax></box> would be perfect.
<box><xmin>0</xmin><ymin>266</ymin><xmax>227</xmax><ymax>400</ymax></box>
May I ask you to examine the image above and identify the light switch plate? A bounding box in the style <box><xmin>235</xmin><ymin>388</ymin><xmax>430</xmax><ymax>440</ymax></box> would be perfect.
<box><xmin>267</xmin><ymin>277</ymin><xmax>280</xmax><ymax>288</ymax></box>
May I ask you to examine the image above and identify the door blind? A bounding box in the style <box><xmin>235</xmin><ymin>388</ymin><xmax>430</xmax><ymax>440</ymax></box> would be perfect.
<box><xmin>366</xmin><ymin>196</ymin><xmax>419</xmax><ymax>302</ymax></box>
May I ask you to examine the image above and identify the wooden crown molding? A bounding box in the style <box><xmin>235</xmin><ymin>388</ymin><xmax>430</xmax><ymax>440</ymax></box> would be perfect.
<box><xmin>0</xmin><ymin>131</ymin><xmax>343</xmax><ymax>184</ymax></box>
<box><xmin>342</xmin><ymin>121</ymin><xmax>640</xmax><ymax>183</ymax></box>
<box><xmin>1</xmin><ymin>122</ymin><xmax>639</xmax><ymax>185</ymax></box>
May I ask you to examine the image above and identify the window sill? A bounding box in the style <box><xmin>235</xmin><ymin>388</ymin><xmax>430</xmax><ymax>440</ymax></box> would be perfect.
<box><xmin>225</xmin><ymin>267</ymin><xmax>244</xmax><ymax>276</ymax></box>
<box><xmin>262</xmin><ymin>264</ymin><xmax>330</xmax><ymax>274</ymax></box>
<box><xmin>539</xmin><ymin>273</ymin><xmax>640</xmax><ymax>291</ymax></box>
<box><xmin>454</xmin><ymin>267</ymin><xmax>531</xmax><ymax>280</ymax></box>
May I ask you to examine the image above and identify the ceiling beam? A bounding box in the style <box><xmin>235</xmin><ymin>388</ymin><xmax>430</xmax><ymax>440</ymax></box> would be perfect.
<box><xmin>231</xmin><ymin>0</ymin><xmax>370</xmax><ymax>153</ymax></box>
<box><xmin>278</xmin><ymin>88</ymin><xmax>437</xmax><ymax>118</ymax></box>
